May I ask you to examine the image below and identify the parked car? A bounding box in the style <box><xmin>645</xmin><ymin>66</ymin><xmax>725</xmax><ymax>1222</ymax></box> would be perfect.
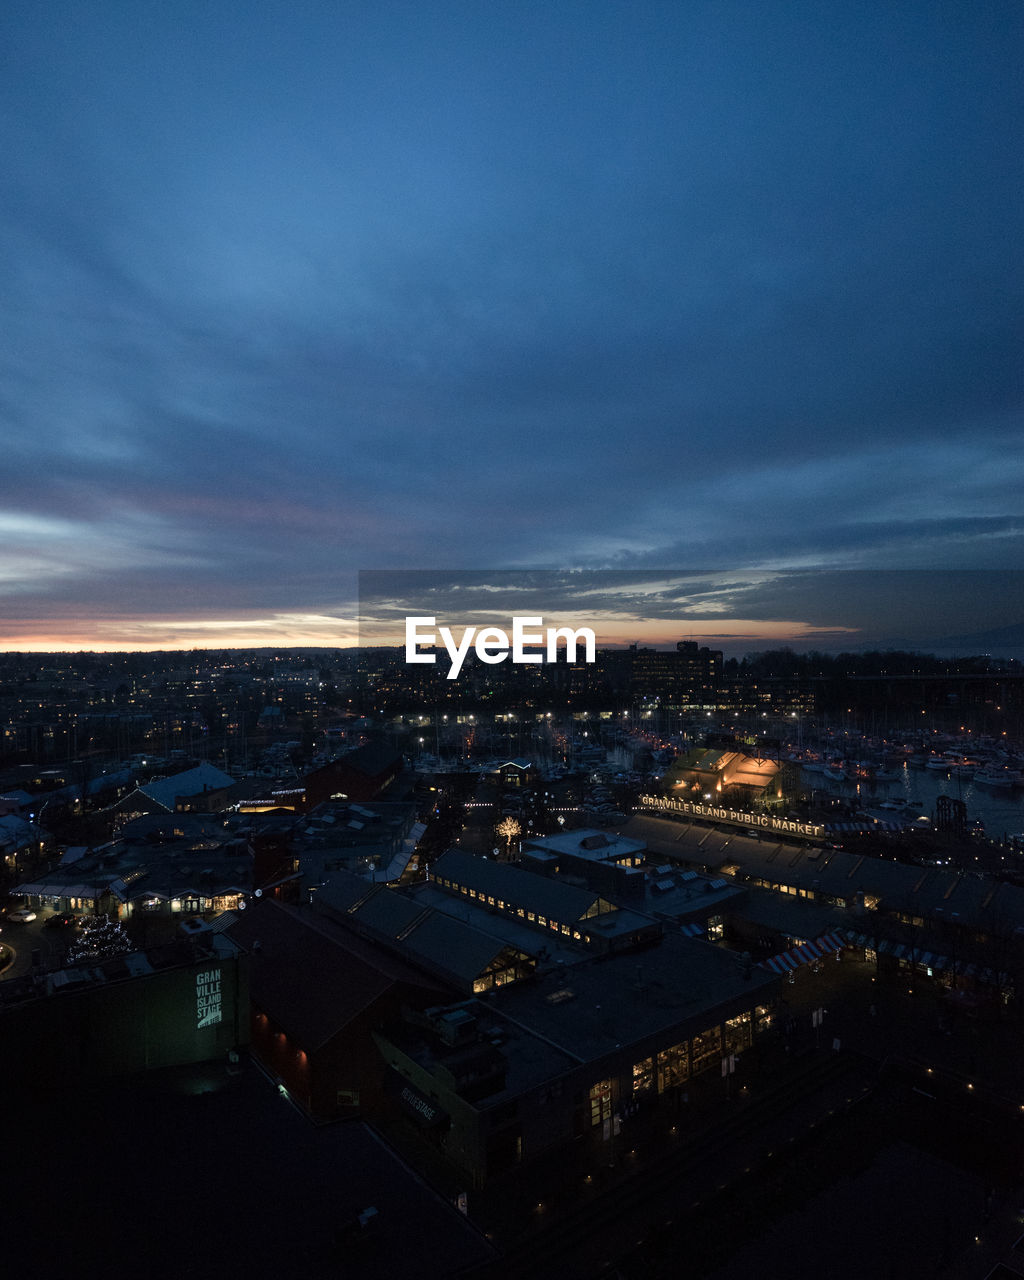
<box><xmin>7</xmin><ymin>907</ymin><xmax>37</xmax><ymax>923</ymax></box>
<box><xmin>44</xmin><ymin>912</ymin><xmax>82</xmax><ymax>930</ymax></box>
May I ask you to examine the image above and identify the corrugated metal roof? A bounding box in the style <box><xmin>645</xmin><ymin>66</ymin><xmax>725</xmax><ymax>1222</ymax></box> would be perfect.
<box><xmin>139</xmin><ymin>762</ymin><xmax>236</xmax><ymax>812</ymax></box>
<box><xmin>349</xmin><ymin>889</ymin><xmax>427</xmax><ymax>939</ymax></box>
<box><xmin>399</xmin><ymin>911</ymin><xmax>521</xmax><ymax>984</ymax></box>
<box><xmin>226</xmin><ymin>898</ymin><xmax>447</xmax><ymax>1050</ymax></box>
<box><xmin>432</xmin><ymin>849</ymin><xmax>604</xmax><ymax>924</ymax></box>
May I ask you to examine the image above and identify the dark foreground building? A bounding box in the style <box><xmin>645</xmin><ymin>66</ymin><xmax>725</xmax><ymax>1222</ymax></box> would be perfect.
<box><xmin>0</xmin><ymin>931</ymin><xmax>248</xmax><ymax>1089</ymax></box>
<box><xmin>374</xmin><ymin>929</ymin><xmax>778</xmax><ymax>1187</ymax></box>
<box><xmin>1</xmin><ymin>1063</ymin><xmax>502</xmax><ymax>1280</ymax></box>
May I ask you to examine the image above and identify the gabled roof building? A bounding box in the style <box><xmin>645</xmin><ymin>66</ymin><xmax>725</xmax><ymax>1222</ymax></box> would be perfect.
<box><xmin>429</xmin><ymin>848</ymin><xmax>663</xmax><ymax>955</ymax></box>
<box><xmin>111</xmin><ymin>762</ymin><xmax>239</xmax><ymax>823</ymax></box>
<box><xmin>315</xmin><ymin>870</ymin><xmax>537</xmax><ymax>995</ymax></box>
<box><xmin>226</xmin><ymin>897</ymin><xmax>452</xmax><ymax>1118</ymax></box>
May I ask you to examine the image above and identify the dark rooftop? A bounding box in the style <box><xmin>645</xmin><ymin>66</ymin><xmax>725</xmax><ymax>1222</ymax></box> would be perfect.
<box><xmin>489</xmin><ymin>931</ymin><xmax>778</xmax><ymax>1062</ymax></box>
<box><xmin>226</xmin><ymin>898</ymin><xmax>451</xmax><ymax>1050</ymax></box>
<box><xmin>0</xmin><ymin>1060</ymin><xmax>501</xmax><ymax>1280</ymax></box>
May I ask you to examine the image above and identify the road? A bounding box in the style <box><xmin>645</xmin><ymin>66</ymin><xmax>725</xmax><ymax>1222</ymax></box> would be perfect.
<box><xmin>0</xmin><ymin>910</ymin><xmax>74</xmax><ymax>979</ymax></box>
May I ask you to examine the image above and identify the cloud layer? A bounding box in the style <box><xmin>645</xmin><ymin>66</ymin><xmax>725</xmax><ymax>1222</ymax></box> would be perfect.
<box><xmin>2</xmin><ymin>2</ymin><xmax>1022</xmax><ymax>649</ymax></box>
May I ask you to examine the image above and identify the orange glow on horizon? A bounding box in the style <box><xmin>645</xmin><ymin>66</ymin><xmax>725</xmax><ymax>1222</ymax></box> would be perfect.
<box><xmin>0</xmin><ymin>613</ymin><xmax>363</xmax><ymax>653</ymax></box>
<box><xmin>1</xmin><ymin>612</ymin><xmax>859</xmax><ymax>654</ymax></box>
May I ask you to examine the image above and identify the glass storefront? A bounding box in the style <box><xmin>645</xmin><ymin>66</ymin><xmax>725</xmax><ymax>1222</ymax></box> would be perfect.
<box><xmin>656</xmin><ymin>1041</ymin><xmax>689</xmax><ymax>1091</ymax></box>
<box><xmin>589</xmin><ymin>1078</ymin><xmax>613</xmax><ymax>1127</ymax></box>
<box><xmin>632</xmin><ymin>1057</ymin><xmax>655</xmax><ymax>1096</ymax></box>
<box><xmin>724</xmin><ymin>1012</ymin><xmax>752</xmax><ymax>1054</ymax></box>
<box><xmin>690</xmin><ymin>1025</ymin><xmax>723</xmax><ymax>1075</ymax></box>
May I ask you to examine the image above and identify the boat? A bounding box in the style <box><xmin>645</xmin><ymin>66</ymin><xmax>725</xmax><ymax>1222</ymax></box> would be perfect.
<box><xmin>974</xmin><ymin>767</ymin><xmax>1019</xmax><ymax>789</ymax></box>
<box><xmin>926</xmin><ymin>753</ymin><xmax>978</xmax><ymax>773</ymax></box>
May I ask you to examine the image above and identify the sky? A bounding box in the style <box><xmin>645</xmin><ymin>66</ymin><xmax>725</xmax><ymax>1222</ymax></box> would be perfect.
<box><xmin>358</xmin><ymin>569</ymin><xmax>1024</xmax><ymax>656</ymax></box>
<box><xmin>2</xmin><ymin>1</ymin><xmax>1022</xmax><ymax>652</ymax></box>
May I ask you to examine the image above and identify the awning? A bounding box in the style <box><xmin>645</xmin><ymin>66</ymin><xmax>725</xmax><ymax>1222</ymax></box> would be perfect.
<box><xmin>894</xmin><ymin>948</ymin><xmax>952</xmax><ymax>973</ymax></box>
<box><xmin>14</xmin><ymin>880</ymin><xmax>104</xmax><ymax>899</ymax></box>
<box><xmin>824</xmin><ymin>820</ymin><xmax>903</xmax><ymax>832</ymax></box>
<box><xmin>760</xmin><ymin>932</ymin><xmax>848</xmax><ymax>974</ymax></box>
<box><xmin>961</xmin><ymin>963</ymin><xmax>1012</xmax><ymax>987</ymax></box>
<box><xmin>679</xmin><ymin>921</ymin><xmax>705</xmax><ymax>938</ymax></box>
<box><xmin>842</xmin><ymin>937</ymin><xmax>955</xmax><ymax>973</ymax></box>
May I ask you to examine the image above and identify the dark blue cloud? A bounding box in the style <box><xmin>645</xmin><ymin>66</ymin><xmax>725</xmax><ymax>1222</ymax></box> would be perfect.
<box><xmin>0</xmin><ymin>1</ymin><xmax>1021</xmax><ymax>646</ymax></box>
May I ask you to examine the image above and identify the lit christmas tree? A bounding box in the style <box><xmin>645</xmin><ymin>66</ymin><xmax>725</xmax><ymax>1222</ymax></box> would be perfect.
<box><xmin>65</xmin><ymin>917</ymin><xmax>133</xmax><ymax>964</ymax></box>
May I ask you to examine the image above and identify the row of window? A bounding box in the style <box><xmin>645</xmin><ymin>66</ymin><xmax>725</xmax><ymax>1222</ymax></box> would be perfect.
<box><xmin>745</xmin><ymin>875</ymin><xmax>883</xmax><ymax>912</ymax></box>
<box><xmin>587</xmin><ymin>1009</ymin><xmax>770</xmax><ymax>1124</ymax></box>
<box><xmin>472</xmin><ymin>967</ymin><xmax>522</xmax><ymax>993</ymax></box>
<box><xmin>434</xmin><ymin>875</ymin><xmax>588</xmax><ymax>942</ymax></box>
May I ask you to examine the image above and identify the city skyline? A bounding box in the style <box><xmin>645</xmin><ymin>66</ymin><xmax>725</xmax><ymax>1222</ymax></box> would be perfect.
<box><xmin>2</xmin><ymin>2</ymin><xmax>1022</xmax><ymax>651</ymax></box>
<box><xmin>2</xmin><ymin>568</ymin><xmax>1021</xmax><ymax>660</ymax></box>
<box><xmin>357</xmin><ymin>569</ymin><xmax>1024</xmax><ymax>659</ymax></box>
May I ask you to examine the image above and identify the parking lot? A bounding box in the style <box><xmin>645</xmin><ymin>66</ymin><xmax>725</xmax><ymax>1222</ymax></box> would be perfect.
<box><xmin>0</xmin><ymin>905</ymin><xmax>81</xmax><ymax>979</ymax></box>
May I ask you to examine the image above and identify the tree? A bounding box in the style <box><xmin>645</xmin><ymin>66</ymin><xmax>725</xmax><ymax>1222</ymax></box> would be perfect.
<box><xmin>66</xmin><ymin>917</ymin><xmax>133</xmax><ymax>964</ymax></box>
<box><xmin>495</xmin><ymin>816</ymin><xmax>521</xmax><ymax>858</ymax></box>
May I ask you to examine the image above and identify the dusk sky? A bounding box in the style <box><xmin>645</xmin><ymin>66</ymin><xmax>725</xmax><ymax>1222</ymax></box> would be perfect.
<box><xmin>2</xmin><ymin>2</ymin><xmax>1022</xmax><ymax>652</ymax></box>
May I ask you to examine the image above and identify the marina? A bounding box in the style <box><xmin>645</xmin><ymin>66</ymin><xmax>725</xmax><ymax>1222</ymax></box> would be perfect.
<box><xmin>803</xmin><ymin>757</ymin><xmax>1024</xmax><ymax>842</ymax></box>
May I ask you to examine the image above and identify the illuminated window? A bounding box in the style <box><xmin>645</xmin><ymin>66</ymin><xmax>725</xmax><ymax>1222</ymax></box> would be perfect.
<box><xmin>589</xmin><ymin>1079</ymin><xmax>612</xmax><ymax>1126</ymax></box>
<box><xmin>632</xmin><ymin>1057</ymin><xmax>654</xmax><ymax>1095</ymax></box>
<box><xmin>724</xmin><ymin>1012</ymin><xmax>751</xmax><ymax>1053</ymax></box>
<box><xmin>690</xmin><ymin>1025</ymin><xmax>722</xmax><ymax>1075</ymax></box>
<box><xmin>657</xmin><ymin>1042</ymin><xmax>689</xmax><ymax>1091</ymax></box>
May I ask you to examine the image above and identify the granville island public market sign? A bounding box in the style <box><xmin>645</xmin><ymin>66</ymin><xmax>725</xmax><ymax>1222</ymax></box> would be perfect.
<box><xmin>640</xmin><ymin>794</ymin><xmax>824</xmax><ymax>840</ymax></box>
